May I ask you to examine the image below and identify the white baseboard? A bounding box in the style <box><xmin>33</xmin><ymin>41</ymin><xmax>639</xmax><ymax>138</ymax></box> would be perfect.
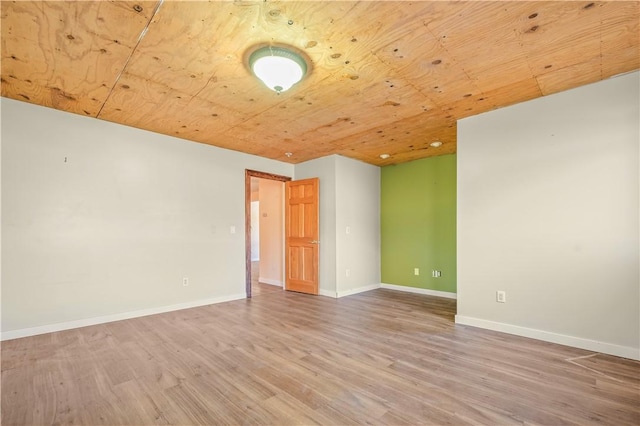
<box><xmin>1</xmin><ymin>293</ymin><xmax>247</xmax><ymax>341</ymax></box>
<box><xmin>381</xmin><ymin>283</ymin><xmax>457</xmax><ymax>299</ymax></box>
<box><xmin>318</xmin><ymin>289</ymin><xmax>338</xmax><ymax>298</ymax></box>
<box><xmin>320</xmin><ymin>284</ymin><xmax>457</xmax><ymax>300</ymax></box>
<box><xmin>336</xmin><ymin>284</ymin><xmax>381</xmax><ymax>298</ymax></box>
<box><xmin>259</xmin><ymin>278</ymin><xmax>283</xmax><ymax>286</ymax></box>
<box><xmin>455</xmin><ymin>315</ymin><xmax>640</xmax><ymax>361</ymax></box>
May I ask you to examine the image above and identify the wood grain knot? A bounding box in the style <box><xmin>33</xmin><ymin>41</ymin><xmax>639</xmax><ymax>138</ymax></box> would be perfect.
<box><xmin>133</xmin><ymin>4</ymin><xmax>143</xmax><ymax>13</ymax></box>
<box><xmin>432</xmin><ymin>59</ymin><xmax>442</xmax><ymax>65</ymax></box>
<box><xmin>528</xmin><ymin>13</ymin><xmax>538</xmax><ymax>19</ymax></box>
<box><xmin>52</xmin><ymin>88</ymin><xmax>76</xmax><ymax>101</ymax></box>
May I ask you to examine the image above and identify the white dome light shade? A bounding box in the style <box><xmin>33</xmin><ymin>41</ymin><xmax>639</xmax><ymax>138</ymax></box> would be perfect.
<box><xmin>249</xmin><ymin>46</ymin><xmax>307</xmax><ymax>93</ymax></box>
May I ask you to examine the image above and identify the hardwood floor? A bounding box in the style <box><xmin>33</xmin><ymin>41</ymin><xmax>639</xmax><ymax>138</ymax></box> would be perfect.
<box><xmin>252</xmin><ymin>281</ymin><xmax>284</xmax><ymax>296</ymax></box>
<box><xmin>2</xmin><ymin>289</ymin><xmax>639</xmax><ymax>425</ymax></box>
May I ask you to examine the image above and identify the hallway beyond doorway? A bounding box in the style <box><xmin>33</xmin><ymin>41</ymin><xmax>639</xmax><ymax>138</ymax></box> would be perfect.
<box><xmin>251</xmin><ymin>261</ymin><xmax>283</xmax><ymax>296</ymax></box>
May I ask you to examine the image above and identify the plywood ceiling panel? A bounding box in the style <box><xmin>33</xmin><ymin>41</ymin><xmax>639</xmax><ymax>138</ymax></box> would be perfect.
<box><xmin>1</xmin><ymin>1</ymin><xmax>156</xmax><ymax>116</ymax></box>
<box><xmin>2</xmin><ymin>1</ymin><xmax>638</xmax><ymax>166</ymax></box>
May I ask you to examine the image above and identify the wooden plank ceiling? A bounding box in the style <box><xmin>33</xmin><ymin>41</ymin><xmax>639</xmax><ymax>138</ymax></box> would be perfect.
<box><xmin>2</xmin><ymin>1</ymin><xmax>639</xmax><ymax>166</ymax></box>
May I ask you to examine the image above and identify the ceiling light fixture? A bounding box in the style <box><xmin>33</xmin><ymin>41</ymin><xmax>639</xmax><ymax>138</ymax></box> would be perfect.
<box><xmin>380</xmin><ymin>154</ymin><xmax>390</xmax><ymax>159</ymax></box>
<box><xmin>249</xmin><ymin>46</ymin><xmax>307</xmax><ymax>94</ymax></box>
<box><xmin>430</xmin><ymin>141</ymin><xmax>443</xmax><ymax>147</ymax></box>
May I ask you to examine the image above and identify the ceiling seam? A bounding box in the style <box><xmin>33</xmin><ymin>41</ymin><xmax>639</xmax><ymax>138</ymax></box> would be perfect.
<box><xmin>423</xmin><ymin>18</ymin><xmax>484</xmax><ymax>101</ymax></box>
<box><xmin>415</xmin><ymin>19</ymin><xmax>468</xmax><ymax>121</ymax></box>
<box><xmin>96</xmin><ymin>0</ymin><xmax>164</xmax><ymax>118</ymax></box>
<box><xmin>519</xmin><ymin>22</ymin><xmax>543</xmax><ymax>97</ymax></box>
<box><xmin>599</xmin><ymin>3</ymin><xmax>603</xmax><ymax>80</ymax></box>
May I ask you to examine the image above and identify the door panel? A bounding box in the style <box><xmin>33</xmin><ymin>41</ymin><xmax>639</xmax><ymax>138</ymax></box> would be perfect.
<box><xmin>285</xmin><ymin>178</ymin><xmax>319</xmax><ymax>295</ymax></box>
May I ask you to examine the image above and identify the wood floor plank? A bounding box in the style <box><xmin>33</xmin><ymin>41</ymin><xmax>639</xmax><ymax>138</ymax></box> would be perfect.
<box><xmin>2</xmin><ymin>289</ymin><xmax>639</xmax><ymax>425</ymax></box>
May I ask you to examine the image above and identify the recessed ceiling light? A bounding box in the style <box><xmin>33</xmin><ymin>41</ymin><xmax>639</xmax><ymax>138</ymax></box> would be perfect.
<box><xmin>249</xmin><ymin>46</ymin><xmax>307</xmax><ymax>94</ymax></box>
<box><xmin>430</xmin><ymin>141</ymin><xmax>443</xmax><ymax>147</ymax></box>
<box><xmin>285</xmin><ymin>152</ymin><xmax>293</xmax><ymax>158</ymax></box>
<box><xmin>379</xmin><ymin>154</ymin><xmax>390</xmax><ymax>159</ymax></box>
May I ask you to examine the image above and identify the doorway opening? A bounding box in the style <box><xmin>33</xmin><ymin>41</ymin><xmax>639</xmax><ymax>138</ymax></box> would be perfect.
<box><xmin>245</xmin><ymin>170</ymin><xmax>291</xmax><ymax>298</ymax></box>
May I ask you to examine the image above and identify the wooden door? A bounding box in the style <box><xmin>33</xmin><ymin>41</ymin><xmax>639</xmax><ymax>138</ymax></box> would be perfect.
<box><xmin>285</xmin><ymin>178</ymin><xmax>319</xmax><ymax>295</ymax></box>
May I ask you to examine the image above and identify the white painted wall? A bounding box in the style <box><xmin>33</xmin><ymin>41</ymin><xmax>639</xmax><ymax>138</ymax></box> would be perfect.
<box><xmin>258</xmin><ymin>178</ymin><xmax>284</xmax><ymax>286</ymax></box>
<box><xmin>335</xmin><ymin>155</ymin><xmax>381</xmax><ymax>296</ymax></box>
<box><xmin>294</xmin><ymin>155</ymin><xmax>381</xmax><ymax>297</ymax></box>
<box><xmin>1</xmin><ymin>98</ymin><xmax>293</xmax><ymax>337</ymax></box>
<box><xmin>456</xmin><ymin>72</ymin><xmax>640</xmax><ymax>359</ymax></box>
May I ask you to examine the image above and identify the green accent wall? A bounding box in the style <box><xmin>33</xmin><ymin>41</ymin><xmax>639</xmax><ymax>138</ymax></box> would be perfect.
<box><xmin>381</xmin><ymin>154</ymin><xmax>456</xmax><ymax>293</ymax></box>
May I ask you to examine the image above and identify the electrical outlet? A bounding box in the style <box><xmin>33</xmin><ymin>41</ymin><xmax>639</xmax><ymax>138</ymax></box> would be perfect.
<box><xmin>414</xmin><ymin>268</ymin><xmax>420</xmax><ymax>276</ymax></box>
<box><xmin>496</xmin><ymin>291</ymin><xmax>506</xmax><ymax>303</ymax></box>
<box><xmin>183</xmin><ymin>277</ymin><xmax>189</xmax><ymax>287</ymax></box>
<box><xmin>432</xmin><ymin>270</ymin><xmax>442</xmax><ymax>278</ymax></box>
